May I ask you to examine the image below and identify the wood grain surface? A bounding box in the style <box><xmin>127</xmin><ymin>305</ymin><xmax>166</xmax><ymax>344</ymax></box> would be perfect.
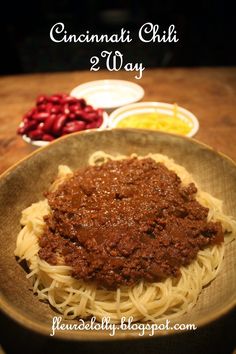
<box><xmin>0</xmin><ymin>67</ymin><xmax>236</xmax><ymax>174</ymax></box>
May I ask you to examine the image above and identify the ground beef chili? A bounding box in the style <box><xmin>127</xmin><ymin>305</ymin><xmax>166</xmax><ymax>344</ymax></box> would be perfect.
<box><xmin>39</xmin><ymin>157</ymin><xmax>224</xmax><ymax>289</ymax></box>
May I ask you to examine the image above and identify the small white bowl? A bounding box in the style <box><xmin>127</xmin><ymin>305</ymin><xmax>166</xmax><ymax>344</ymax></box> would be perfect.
<box><xmin>20</xmin><ymin>112</ymin><xmax>109</xmax><ymax>147</ymax></box>
<box><xmin>70</xmin><ymin>80</ymin><xmax>144</xmax><ymax>112</ymax></box>
<box><xmin>108</xmin><ymin>102</ymin><xmax>199</xmax><ymax>137</ymax></box>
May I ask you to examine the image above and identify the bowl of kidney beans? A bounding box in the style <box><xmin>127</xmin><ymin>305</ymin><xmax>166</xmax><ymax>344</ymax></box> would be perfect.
<box><xmin>17</xmin><ymin>94</ymin><xmax>108</xmax><ymax>146</ymax></box>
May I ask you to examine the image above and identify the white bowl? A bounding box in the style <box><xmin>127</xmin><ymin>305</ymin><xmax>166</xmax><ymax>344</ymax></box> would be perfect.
<box><xmin>70</xmin><ymin>80</ymin><xmax>144</xmax><ymax>111</ymax></box>
<box><xmin>20</xmin><ymin>112</ymin><xmax>109</xmax><ymax>147</ymax></box>
<box><xmin>108</xmin><ymin>102</ymin><xmax>199</xmax><ymax>137</ymax></box>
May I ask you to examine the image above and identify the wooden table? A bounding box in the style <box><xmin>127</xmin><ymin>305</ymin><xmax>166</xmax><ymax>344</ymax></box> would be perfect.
<box><xmin>0</xmin><ymin>67</ymin><xmax>236</xmax><ymax>175</ymax></box>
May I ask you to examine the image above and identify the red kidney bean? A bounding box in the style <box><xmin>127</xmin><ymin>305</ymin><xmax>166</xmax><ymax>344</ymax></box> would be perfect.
<box><xmin>23</xmin><ymin>116</ymin><xmax>30</xmax><ymax>124</ymax></box>
<box><xmin>62</xmin><ymin>120</ymin><xmax>86</xmax><ymax>134</ymax></box>
<box><xmin>63</xmin><ymin>104</ymin><xmax>70</xmax><ymax>115</ymax></box>
<box><xmin>78</xmin><ymin>98</ymin><xmax>86</xmax><ymax>108</ymax></box>
<box><xmin>21</xmin><ymin>120</ymin><xmax>38</xmax><ymax>134</ymax></box>
<box><xmin>17</xmin><ymin>126</ymin><xmax>26</xmax><ymax>135</ymax></box>
<box><xmin>50</xmin><ymin>106</ymin><xmax>61</xmax><ymax>114</ymax></box>
<box><xmin>49</xmin><ymin>95</ymin><xmax>60</xmax><ymax>104</ymax></box>
<box><xmin>62</xmin><ymin>96</ymin><xmax>78</xmax><ymax>105</ymax></box>
<box><xmin>82</xmin><ymin>112</ymin><xmax>98</xmax><ymax>122</ymax></box>
<box><xmin>38</xmin><ymin>104</ymin><xmax>47</xmax><ymax>112</ymax></box>
<box><xmin>28</xmin><ymin>129</ymin><xmax>43</xmax><ymax>140</ymax></box>
<box><xmin>86</xmin><ymin>122</ymin><xmax>98</xmax><ymax>129</ymax></box>
<box><xmin>37</xmin><ymin>95</ymin><xmax>48</xmax><ymax>105</ymax></box>
<box><xmin>33</xmin><ymin>112</ymin><xmax>49</xmax><ymax>121</ymax></box>
<box><xmin>42</xmin><ymin>134</ymin><xmax>54</xmax><ymax>141</ymax></box>
<box><xmin>68</xmin><ymin>113</ymin><xmax>76</xmax><ymax>120</ymax></box>
<box><xmin>38</xmin><ymin>122</ymin><xmax>45</xmax><ymax>130</ymax></box>
<box><xmin>52</xmin><ymin>114</ymin><xmax>67</xmax><ymax>135</ymax></box>
<box><xmin>45</xmin><ymin>103</ymin><xmax>53</xmax><ymax>112</ymax></box>
<box><xmin>60</xmin><ymin>93</ymin><xmax>68</xmax><ymax>99</ymax></box>
<box><xmin>74</xmin><ymin>121</ymin><xmax>86</xmax><ymax>130</ymax></box>
<box><xmin>26</xmin><ymin>108</ymin><xmax>36</xmax><ymax>118</ymax></box>
<box><xmin>96</xmin><ymin>108</ymin><xmax>104</xmax><ymax>117</ymax></box>
<box><xmin>64</xmin><ymin>121</ymin><xmax>75</xmax><ymax>128</ymax></box>
<box><xmin>84</xmin><ymin>105</ymin><xmax>94</xmax><ymax>113</ymax></box>
<box><xmin>43</xmin><ymin>114</ymin><xmax>57</xmax><ymax>133</ymax></box>
<box><xmin>74</xmin><ymin>109</ymin><xmax>84</xmax><ymax>118</ymax></box>
<box><xmin>96</xmin><ymin>116</ymin><xmax>103</xmax><ymax>127</ymax></box>
<box><xmin>69</xmin><ymin>104</ymin><xmax>81</xmax><ymax>113</ymax></box>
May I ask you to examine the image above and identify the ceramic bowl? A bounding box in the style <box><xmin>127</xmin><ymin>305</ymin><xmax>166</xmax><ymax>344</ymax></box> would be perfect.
<box><xmin>108</xmin><ymin>102</ymin><xmax>199</xmax><ymax>137</ymax></box>
<box><xmin>0</xmin><ymin>129</ymin><xmax>235</xmax><ymax>340</ymax></box>
<box><xmin>70</xmin><ymin>80</ymin><xmax>144</xmax><ymax>112</ymax></box>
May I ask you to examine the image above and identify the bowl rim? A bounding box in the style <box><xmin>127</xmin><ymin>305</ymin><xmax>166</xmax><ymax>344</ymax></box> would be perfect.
<box><xmin>108</xmin><ymin>102</ymin><xmax>199</xmax><ymax>137</ymax></box>
<box><xmin>0</xmin><ymin>128</ymin><xmax>236</xmax><ymax>340</ymax></box>
<box><xmin>70</xmin><ymin>80</ymin><xmax>145</xmax><ymax>109</ymax></box>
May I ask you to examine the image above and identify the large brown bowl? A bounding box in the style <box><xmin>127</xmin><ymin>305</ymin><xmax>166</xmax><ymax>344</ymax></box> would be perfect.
<box><xmin>0</xmin><ymin>129</ymin><xmax>235</xmax><ymax>340</ymax></box>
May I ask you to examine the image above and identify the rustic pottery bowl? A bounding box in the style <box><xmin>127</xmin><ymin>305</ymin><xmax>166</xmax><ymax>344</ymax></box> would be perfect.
<box><xmin>0</xmin><ymin>129</ymin><xmax>235</xmax><ymax>340</ymax></box>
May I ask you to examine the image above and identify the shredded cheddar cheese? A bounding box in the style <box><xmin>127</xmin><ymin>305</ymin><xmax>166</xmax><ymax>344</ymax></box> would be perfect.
<box><xmin>116</xmin><ymin>105</ymin><xmax>192</xmax><ymax>135</ymax></box>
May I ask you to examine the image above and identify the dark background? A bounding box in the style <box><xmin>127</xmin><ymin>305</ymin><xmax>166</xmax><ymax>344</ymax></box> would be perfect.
<box><xmin>0</xmin><ymin>0</ymin><xmax>235</xmax><ymax>75</ymax></box>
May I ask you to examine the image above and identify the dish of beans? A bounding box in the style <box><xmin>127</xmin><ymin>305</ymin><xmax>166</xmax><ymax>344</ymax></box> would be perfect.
<box><xmin>17</xmin><ymin>94</ymin><xmax>105</xmax><ymax>143</ymax></box>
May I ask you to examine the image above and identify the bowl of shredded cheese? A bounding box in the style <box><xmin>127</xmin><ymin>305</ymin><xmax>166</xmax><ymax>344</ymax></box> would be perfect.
<box><xmin>108</xmin><ymin>102</ymin><xmax>199</xmax><ymax>137</ymax></box>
